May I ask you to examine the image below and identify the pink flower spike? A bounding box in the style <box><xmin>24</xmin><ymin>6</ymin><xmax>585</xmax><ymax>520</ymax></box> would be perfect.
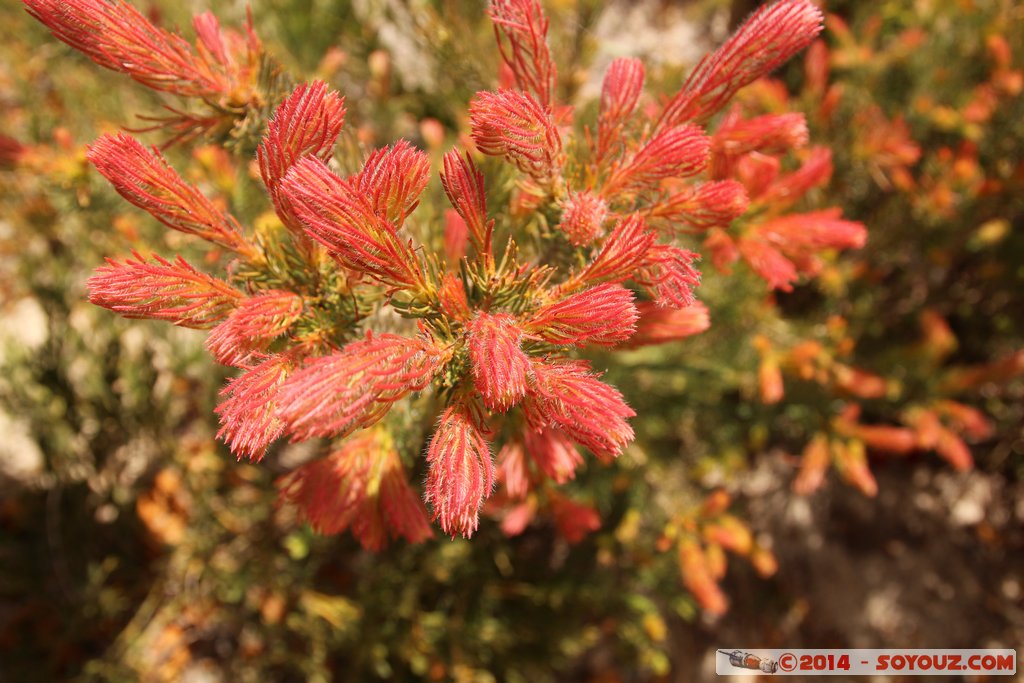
<box><xmin>712</xmin><ymin>111</ymin><xmax>809</xmax><ymax>166</ymax></box>
<box><xmin>205</xmin><ymin>290</ymin><xmax>304</xmax><ymax>367</ymax></box>
<box><xmin>275</xmin><ymin>333</ymin><xmax>443</xmax><ymax>441</ymax></box>
<box><xmin>489</xmin><ymin>0</ymin><xmax>557</xmax><ymax>107</ymax></box>
<box><xmin>355</xmin><ymin>139</ymin><xmax>430</xmax><ymax>227</ymax></box>
<box><xmin>760</xmin><ymin>147</ymin><xmax>833</xmax><ymax>207</ymax></box>
<box><xmin>623</xmin><ymin>301</ymin><xmax>711</xmax><ymax>348</ymax></box>
<box><xmin>756</xmin><ymin>209</ymin><xmax>867</xmax><ymax>252</ymax></box>
<box><xmin>526</xmin><ymin>359</ymin><xmax>635</xmax><ymax>461</ymax></box>
<box><xmin>441</xmin><ymin>150</ymin><xmax>492</xmax><ymax>254</ymax></box>
<box><xmin>647</xmin><ymin>180</ymin><xmax>750</xmax><ymax>232</ymax></box>
<box><xmin>603</xmin><ymin>125</ymin><xmax>710</xmax><ymax>196</ymax></box>
<box><xmin>281</xmin><ymin>157</ymin><xmax>426</xmax><ymax>290</ymax></box>
<box><xmin>595</xmin><ymin>57</ymin><xmax>644</xmax><ymax>162</ymax></box>
<box><xmin>257</xmin><ymin>81</ymin><xmax>346</xmax><ymax>230</ymax></box>
<box><xmin>425</xmin><ymin>401</ymin><xmax>494</xmax><ymax>538</ymax></box>
<box><xmin>467</xmin><ymin>312</ymin><xmax>531</xmax><ymax>412</ymax></box>
<box><xmin>575</xmin><ymin>213</ymin><xmax>657</xmax><ymax>285</ymax></box>
<box><xmin>636</xmin><ymin>244</ymin><xmax>702</xmax><ymax>308</ymax></box>
<box><xmin>523</xmin><ymin>427</ymin><xmax>583</xmax><ymax>484</ymax></box>
<box><xmin>659</xmin><ymin>0</ymin><xmax>823</xmax><ymax>127</ymax></box>
<box><xmin>526</xmin><ymin>283</ymin><xmax>638</xmax><ymax>347</ymax></box>
<box><xmin>88</xmin><ymin>251</ymin><xmax>242</xmax><ymax>328</ymax></box>
<box><xmin>557</xmin><ymin>191</ymin><xmax>609</xmax><ymax>246</ymax></box>
<box><xmin>470</xmin><ymin>89</ymin><xmax>563</xmax><ymax>186</ymax></box>
<box><xmin>737</xmin><ymin>236</ymin><xmax>799</xmax><ymax>291</ymax></box>
<box><xmin>87</xmin><ymin>134</ymin><xmax>254</xmax><ymax>256</ymax></box>
<box><xmin>216</xmin><ymin>353</ymin><xmax>295</xmax><ymax>461</ymax></box>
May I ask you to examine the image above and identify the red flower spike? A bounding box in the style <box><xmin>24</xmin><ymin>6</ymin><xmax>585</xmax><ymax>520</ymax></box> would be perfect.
<box><xmin>658</xmin><ymin>0</ymin><xmax>823</xmax><ymax>127</ymax></box>
<box><xmin>711</xmin><ymin>111</ymin><xmax>809</xmax><ymax>175</ymax></box>
<box><xmin>489</xmin><ymin>0</ymin><xmax>557</xmax><ymax>107</ymax></box>
<box><xmin>755</xmin><ymin>209</ymin><xmax>867</xmax><ymax>253</ymax></box>
<box><xmin>636</xmin><ymin>244</ymin><xmax>702</xmax><ymax>308</ymax></box>
<box><xmin>526</xmin><ymin>359</ymin><xmax>635</xmax><ymax>461</ymax></box>
<box><xmin>704</xmin><ymin>228</ymin><xmax>741</xmax><ymax>273</ymax></box>
<box><xmin>648</xmin><ymin>180</ymin><xmax>750</xmax><ymax>231</ymax></box>
<box><xmin>603</xmin><ymin>125</ymin><xmax>710</xmax><ymax>196</ymax></box>
<box><xmin>443</xmin><ymin>210</ymin><xmax>470</xmax><ymax>265</ymax></box>
<box><xmin>257</xmin><ymin>81</ymin><xmax>346</xmax><ymax>231</ymax></box>
<box><xmin>467</xmin><ymin>312</ymin><xmax>531</xmax><ymax>412</ymax></box>
<box><xmin>497</xmin><ymin>441</ymin><xmax>530</xmax><ymax>500</ymax></box>
<box><xmin>526</xmin><ymin>283</ymin><xmax>638</xmax><ymax>347</ymax></box>
<box><xmin>523</xmin><ymin>427</ymin><xmax>583</xmax><ymax>484</ymax></box>
<box><xmin>596</xmin><ymin>57</ymin><xmax>644</xmax><ymax>161</ymax></box>
<box><xmin>88</xmin><ymin>251</ymin><xmax>242</xmax><ymax>328</ymax></box>
<box><xmin>737</xmin><ymin>237</ymin><xmax>798</xmax><ymax>291</ymax></box>
<box><xmin>205</xmin><ymin>290</ymin><xmax>304</xmax><ymax>367</ymax></box>
<box><xmin>277</xmin><ymin>429</ymin><xmax>433</xmax><ymax>549</ymax></box>
<box><xmin>23</xmin><ymin>0</ymin><xmax>257</xmax><ymax>99</ymax></box>
<box><xmin>87</xmin><ymin>134</ymin><xmax>254</xmax><ymax>256</ymax></box>
<box><xmin>354</xmin><ymin>140</ymin><xmax>430</xmax><ymax>227</ymax></box>
<box><xmin>760</xmin><ymin>147</ymin><xmax>833</xmax><ymax>206</ymax></box>
<box><xmin>281</xmin><ymin>157</ymin><xmax>426</xmax><ymax>290</ymax></box>
<box><xmin>438</xmin><ymin>273</ymin><xmax>471</xmax><ymax>322</ymax></box>
<box><xmin>548</xmin><ymin>493</ymin><xmax>601</xmax><ymax>544</ymax></box>
<box><xmin>623</xmin><ymin>301</ymin><xmax>710</xmax><ymax>348</ymax></box>
<box><xmin>424</xmin><ymin>401</ymin><xmax>495</xmax><ymax>538</ymax></box>
<box><xmin>216</xmin><ymin>353</ymin><xmax>295</xmax><ymax>461</ymax></box>
<box><xmin>735</xmin><ymin>152</ymin><xmax>781</xmax><ymax>199</ymax></box>
<box><xmin>470</xmin><ymin>89</ymin><xmax>563</xmax><ymax>186</ymax></box>
<box><xmin>575</xmin><ymin>214</ymin><xmax>657</xmax><ymax>285</ymax></box>
<box><xmin>557</xmin><ymin>191</ymin><xmax>609</xmax><ymax>246</ymax></box>
<box><xmin>276</xmin><ymin>333</ymin><xmax>443</xmax><ymax>442</ymax></box>
<box><xmin>933</xmin><ymin>400</ymin><xmax>994</xmax><ymax>441</ymax></box>
<box><xmin>440</xmin><ymin>150</ymin><xmax>492</xmax><ymax>254</ymax></box>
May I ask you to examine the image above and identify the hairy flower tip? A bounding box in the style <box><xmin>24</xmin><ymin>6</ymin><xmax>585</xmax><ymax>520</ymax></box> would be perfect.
<box><xmin>355</xmin><ymin>140</ymin><xmax>430</xmax><ymax>226</ymax></box>
<box><xmin>276</xmin><ymin>333</ymin><xmax>443</xmax><ymax>441</ymax></box>
<box><xmin>277</xmin><ymin>429</ymin><xmax>432</xmax><ymax>549</ymax></box>
<box><xmin>623</xmin><ymin>301</ymin><xmax>711</xmax><ymax>348</ymax></box>
<box><xmin>650</xmin><ymin>180</ymin><xmax>750</xmax><ymax>231</ymax></box>
<box><xmin>467</xmin><ymin>312</ymin><xmax>531</xmax><ymax>412</ymax></box>
<box><xmin>636</xmin><ymin>245</ymin><xmax>702</xmax><ymax>308</ymax></box>
<box><xmin>760</xmin><ymin>147</ymin><xmax>833</xmax><ymax>206</ymax></box>
<box><xmin>424</xmin><ymin>401</ymin><xmax>494</xmax><ymax>538</ymax></box>
<box><xmin>525</xmin><ymin>359</ymin><xmax>635</xmax><ymax>461</ymax></box>
<box><xmin>88</xmin><ymin>251</ymin><xmax>242</xmax><ymax>328</ymax></box>
<box><xmin>549</xmin><ymin>493</ymin><xmax>601</xmax><ymax>544</ymax></box>
<box><xmin>87</xmin><ymin>134</ymin><xmax>252</xmax><ymax>254</ymax></box>
<box><xmin>557</xmin><ymin>191</ymin><xmax>609</xmax><ymax>246</ymax></box>
<box><xmin>441</xmin><ymin>150</ymin><xmax>492</xmax><ymax>253</ymax></box>
<box><xmin>604</xmin><ymin>125</ymin><xmax>710</xmax><ymax>196</ymax></box>
<box><xmin>523</xmin><ymin>427</ymin><xmax>583</xmax><ymax>484</ymax></box>
<box><xmin>712</xmin><ymin>112</ymin><xmax>808</xmax><ymax>169</ymax></box>
<box><xmin>205</xmin><ymin>290</ymin><xmax>304</xmax><ymax>366</ymax></box>
<box><xmin>598</xmin><ymin>58</ymin><xmax>645</xmax><ymax>146</ymax></box>
<box><xmin>216</xmin><ymin>354</ymin><xmax>295</xmax><ymax>461</ymax></box>
<box><xmin>756</xmin><ymin>209</ymin><xmax>868</xmax><ymax>252</ymax></box>
<box><xmin>526</xmin><ymin>283</ymin><xmax>638</xmax><ymax>347</ymax></box>
<box><xmin>469</xmin><ymin>89</ymin><xmax>563</xmax><ymax>185</ymax></box>
<box><xmin>577</xmin><ymin>213</ymin><xmax>657</xmax><ymax>284</ymax></box>
<box><xmin>281</xmin><ymin>157</ymin><xmax>424</xmax><ymax>289</ymax></box>
<box><xmin>438</xmin><ymin>273</ymin><xmax>471</xmax><ymax>322</ymax></box>
<box><xmin>659</xmin><ymin>0</ymin><xmax>823</xmax><ymax>127</ymax></box>
<box><xmin>443</xmin><ymin>210</ymin><xmax>470</xmax><ymax>265</ymax></box>
<box><xmin>258</xmin><ymin>81</ymin><xmax>346</xmax><ymax>228</ymax></box>
<box><xmin>24</xmin><ymin>0</ymin><xmax>259</xmax><ymax>99</ymax></box>
<box><xmin>488</xmin><ymin>0</ymin><xmax>557</xmax><ymax>107</ymax></box>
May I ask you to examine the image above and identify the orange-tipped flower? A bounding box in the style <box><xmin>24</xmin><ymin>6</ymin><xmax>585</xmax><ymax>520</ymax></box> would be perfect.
<box><xmin>88</xmin><ymin>251</ymin><xmax>242</xmax><ymax>328</ymax></box>
<box><xmin>275</xmin><ymin>333</ymin><xmax>443</xmax><ymax>441</ymax></box>
<box><xmin>678</xmin><ymin>537</ymin><xmax>729</xmax><ymax>615</ymax></box>
<box><xmin>624</xmin><ymin>301</ymin><xmax>710</xmax><ymax>348</ymax></box>
<box><xmin>636</xmin><ymin>244</ymin><xmax>702</xmax><ymax>307</ymax></box>
<box><xmin>470</xmin><ymin>89</ymin><xmax>563</xmax><ymax>186</ymax></box>
<box><xmin>647</xmin><ymin>180</ymin><xmax>750</xmax><ymax>232</ymax></box>
<box><xmin>441</xmin><ymin>150</ymin><xmax>493</xmax><ymax>255</ymax></box>
<box><xmin>467</xmin><ymin>312</ymin><xmax>531</xmax><ymax>412</ymax></box>
<box><xmin>424</xmin><ymin>401</ymin><xmax>494</xmax><ymax>538</ymax></box>
<box><xmin>277</xmin><ymin>429</ymin><xmax>432</xmax><ymax>550</ymax></box>
<box><xmin>215</xmin><ymin>353</ymin><xmax>295</xmax><ymax>461</ymax></box>
<box><xmin>257</xmin><ymin>81</ymin><xmax>346</xmax><ymax>231</ymax></box>
<box><xmin>489</xmin><ymin>0</ymin><xmax>557</xmax><ymax>107</ymax></box>
<box><xmin>575</xmin><ymin>214</ymin><xmax>656</xmax><ymax>285</ymax></box>
<box><xmin>526</xmin><ymin>283</ymin><xmax>638</xmax><ymax>347</ymax></box>
<box><xmin>659</xmin><ymin>0</ymin><xmax>823</xmax><ymax>127</ymax></box>
<box><xmin>87</xmin><ymin>134</ymin><xmax>254</xmax><ymax>256</ymax></box>
<box><xmin>205</xmin><ymin>290</ymin><xmax>304</xmax><ymax>367</ymax></box>
<box><xmin>525</xmin><ymin>359</ymin><xmax>635</xmax><ymax>461</ymax></box>
<box><xmin>792</xmin><ymin>433</ymin><xmax>830</xmax><ymax>495</ymax></box>
<box><xmin>557</xmin><ymin>190</ymin><xmax>609</xmax><ymax>246</ymax></box>
<box><xmin>354</xmin><ymin>140</ymin><xmax>430</xmax><ymax>227</ymax></box>
<box><xmin>604</xmin><ymin>125</ymin><xmax>710</xmax><ymax>196</ymax></box>
<box><xmin>281</xmin><ymin>157</ymin><xmax>425</xmax><ymax>289</ymax></box>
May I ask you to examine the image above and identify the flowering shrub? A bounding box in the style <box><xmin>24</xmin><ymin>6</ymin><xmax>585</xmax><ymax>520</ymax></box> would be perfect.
<box><xmin>23</xmin><ymin>0</ymin><xmax>866</xmax><ymax>548</ymax></box>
